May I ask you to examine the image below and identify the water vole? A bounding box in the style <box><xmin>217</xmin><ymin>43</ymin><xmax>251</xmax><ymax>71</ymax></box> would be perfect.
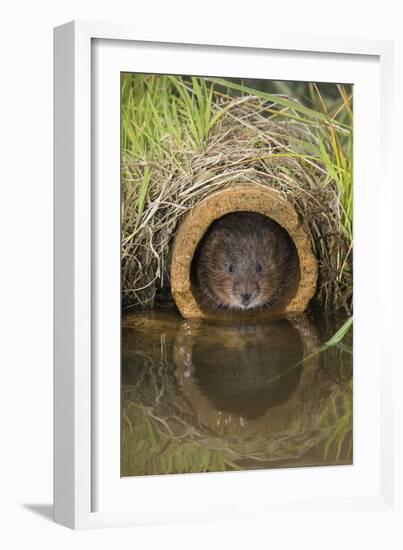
<box><xmin>193</xmin><ymin>212</ymin><xmax>299</xmax><ymax>312</ymax></box>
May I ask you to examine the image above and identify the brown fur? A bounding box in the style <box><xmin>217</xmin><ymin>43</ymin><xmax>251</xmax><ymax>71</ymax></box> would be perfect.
<box><xmin>195</xmin><ymin>212</ymin><xmax>298</xmax><ymax>311</ymax></box>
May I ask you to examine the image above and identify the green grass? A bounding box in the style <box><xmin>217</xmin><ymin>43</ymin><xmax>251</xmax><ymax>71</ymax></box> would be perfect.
<box><xmin>121</xmin><ymin>74</ymin><xmax>353</xmax><ymax>244</ymax></box>
<box><xmin>210</xmin><ymin>78</ymin><xmax>353</xmax><ymax>241</ymax></box>
<box><xmin>299</xmin><ymin>316</ymin><xmax>353</xmax><ymax>365</ymax></box>
<box><xmin>255</xmin><ymin>315</ymin><xmax>353</xmax><ymax>387</ymax></box>
<box><xmin>121</xmin><ymin>75</ymin><xmax>223</xmax><ymax>165</ymax></box>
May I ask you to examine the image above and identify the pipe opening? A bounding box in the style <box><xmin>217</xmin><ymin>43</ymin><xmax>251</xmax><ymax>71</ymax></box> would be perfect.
<box><xmin>190</xmin><ymin>211</ymin><xmax>301</xmax><ymax>320</ymax></box>
<box><xmin>170</xmin><ymin>186</ymin><xmax>317</xmax><ymax>320</ymax></box>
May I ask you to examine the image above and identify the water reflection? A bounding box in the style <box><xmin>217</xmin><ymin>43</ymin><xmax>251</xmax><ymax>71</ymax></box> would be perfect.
<box><xmin>189</xmin><ymin>322</ymin><xmax>303</xmax><ymax>419</ymax></box>
<box><xmin>122</xmin><ymin>308</ymin><xmax>352</xmax><ymax>476</ymax></box>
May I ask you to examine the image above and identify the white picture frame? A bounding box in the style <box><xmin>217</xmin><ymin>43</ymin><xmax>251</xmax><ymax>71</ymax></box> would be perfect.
<box><xmin>54</xmin><ymin>20</ymin><xmax>401</xmax><ymax>533</ymax></box>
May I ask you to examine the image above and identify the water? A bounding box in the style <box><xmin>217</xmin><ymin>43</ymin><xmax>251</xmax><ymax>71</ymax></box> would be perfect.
<box><xmin>121</xmin><ymin>307</ymin><xmax>352</xmax><ymax>476</ymax></box>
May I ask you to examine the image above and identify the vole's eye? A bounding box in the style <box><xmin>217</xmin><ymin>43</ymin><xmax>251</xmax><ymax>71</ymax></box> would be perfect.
<box><xmin>228</xmin><ymin>264</ymin><xmax>235</xmax><ymax>273</ymax></box>
<box><xmin>256</xmin><ymin>263</ymin><xmax>262</xmax><ymax>272</ymax></box>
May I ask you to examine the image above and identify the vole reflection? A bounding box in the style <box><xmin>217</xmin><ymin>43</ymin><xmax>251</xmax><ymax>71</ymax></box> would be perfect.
<box><xmin>182</xmin><ymin>320</ymin><xmax>304</xmax><ymax>420</ymax></box>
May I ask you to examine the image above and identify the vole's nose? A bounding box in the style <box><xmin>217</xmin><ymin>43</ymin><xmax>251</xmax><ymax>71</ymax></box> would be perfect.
<box><xmin>241</xmin><ymin>293</ymin><xmax>251</xmax><ymax>302</ymax></box>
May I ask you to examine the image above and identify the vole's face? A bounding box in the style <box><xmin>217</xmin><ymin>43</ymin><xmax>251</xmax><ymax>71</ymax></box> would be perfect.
<box><xmin>214</xmin><ymin>249</ymin><xmax>270</xmax><ymax>310</ymax></box>
<box><xmin>196</xmin><ymin>212</ymin><xmax>293</xmax><ymax>312</ymax></box>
